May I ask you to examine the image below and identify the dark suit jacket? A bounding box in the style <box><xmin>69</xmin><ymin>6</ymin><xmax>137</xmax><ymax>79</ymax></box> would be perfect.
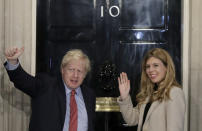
<box><xmin>5</xmin><ymin>63</ymin><xmax>96</xmax><ymax>131</ymax></box>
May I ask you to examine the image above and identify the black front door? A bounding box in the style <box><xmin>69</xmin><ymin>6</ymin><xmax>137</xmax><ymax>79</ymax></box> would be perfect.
<box><xmin>36</xmin><ymin>0</ymin><xmax>181</xmax><ymax>130</ymax></box>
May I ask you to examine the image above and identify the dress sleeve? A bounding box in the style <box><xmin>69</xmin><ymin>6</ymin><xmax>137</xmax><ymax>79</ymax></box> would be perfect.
<box><xmin>117</xmin><ymin>95</ymin><xmax>140</xmax><ymax>126</ymax></box>
<box><xmin>166</xmin><ymin>87</ymin><xmax>186</xmax><ymax>131</ymax></box>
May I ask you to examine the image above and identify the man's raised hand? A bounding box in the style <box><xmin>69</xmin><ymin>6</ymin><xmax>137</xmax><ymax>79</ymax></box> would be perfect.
<box><xmin>5</xmin><ymin>47</ymin><xmax>24</xmax><ymax>65</ymax></box>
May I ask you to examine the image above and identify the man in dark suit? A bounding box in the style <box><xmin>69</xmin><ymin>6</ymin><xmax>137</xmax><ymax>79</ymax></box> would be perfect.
<box><xmin>4</xmin><ymin>47</ymin><xmax>95</xmax><ymax>131</ymax></box>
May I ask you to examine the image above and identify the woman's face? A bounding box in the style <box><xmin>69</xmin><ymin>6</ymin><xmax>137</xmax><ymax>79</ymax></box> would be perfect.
<box><xmin>145</xmin><ymin>57</ymin><xmax>167</xmax><ymax>84</ymax></box>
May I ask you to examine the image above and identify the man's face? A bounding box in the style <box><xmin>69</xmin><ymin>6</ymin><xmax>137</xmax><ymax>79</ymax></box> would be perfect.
<box><xmin>61</xmin><ymin>59</ymin><xmax>86</xmax><ymax>89</ymax></box>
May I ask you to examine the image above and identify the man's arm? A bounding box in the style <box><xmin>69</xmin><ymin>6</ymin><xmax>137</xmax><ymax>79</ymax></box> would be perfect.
<box><xmin>4</xmin><ymin>47</ymin><xmax>41</xmax><ymax>97</ymax></box>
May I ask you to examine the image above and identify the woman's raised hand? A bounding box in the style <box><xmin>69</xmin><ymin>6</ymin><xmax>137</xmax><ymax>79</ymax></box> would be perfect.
<box><xmin>118</xmin><ymin>72</ymin><xmax>130</xmax><ymax>100</ymax></box>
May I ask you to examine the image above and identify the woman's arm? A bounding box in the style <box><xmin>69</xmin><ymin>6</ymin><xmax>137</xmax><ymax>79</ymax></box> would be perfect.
<box><xmin>118</xmin><ymin>95</ymin><xmax>140</xmax><ymax>126</ymax></box>
<box><xmin>117</xmin><ymin>72</ymin><xmax>139</xmax><ymax>126</ymax></box>
<box><xmin>166</xmin><ymin>87</ymin><xmax>186</xmax><ymax>131</ymax></box>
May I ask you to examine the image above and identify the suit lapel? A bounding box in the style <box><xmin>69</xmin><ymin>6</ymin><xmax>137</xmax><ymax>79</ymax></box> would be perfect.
<box><xmin>57</xmin><ymin>76</ymin><xmax>66</xmax><ymax>128</ymax></box>
<box><xmin>139</xmin><ymin>103</ymin><xmax>146</xmax><ymax>130</ymax></box>
<box><xmin>81</xmin><ymin>85</ymin><xmax>92</xmax><ymax>129</ymax></box>
<box><xmin>144</xmin><ymin>100</ymin><xmax>160</xmax><ymax>123</ymax></box>
<box><xmin>139</xmin><ymin>97</ymin><xmax>161</xmax><ymax>129</ymax></box>
<box><xmin>81</xmin><ymin>85</ymin><xmax>90</xmax><ymax>113</ymax></box>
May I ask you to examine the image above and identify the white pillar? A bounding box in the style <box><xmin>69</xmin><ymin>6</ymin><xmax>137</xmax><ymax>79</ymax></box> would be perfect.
<box><xmin>0</xmin><ymin>0</ymin><xmax>36</xmax><ymax>130</ymax></box>
<box><xmin>189</xmin><ymin>0</ymin><xmax>202</xmax><ymax>130</ymax></box>
<box><xmin>182</xmin><ymin>0</ymin><xmax>190</xmax><ymax>131</ymax></box>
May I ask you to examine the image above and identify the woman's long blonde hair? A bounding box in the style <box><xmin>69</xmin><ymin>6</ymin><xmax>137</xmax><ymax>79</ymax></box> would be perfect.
<box><xmin>136</xmin><ymin>48</ymin><xmax>181</xmax><ymax>106</ymax></box>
